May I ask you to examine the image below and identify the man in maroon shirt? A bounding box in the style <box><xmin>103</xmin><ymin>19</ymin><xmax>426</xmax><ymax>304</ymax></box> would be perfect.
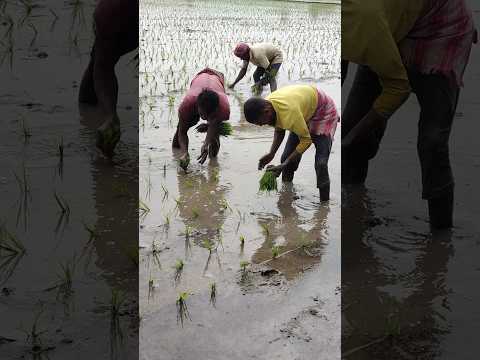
<box><xmin>173</xmin><ymin>68</ymin><xmax>230</xmax><ymax>164</ymax></box>
<box><xmin>79</xmin><ymin>0</ymin><xmax>138</xmax><ymax>158</ymax></box>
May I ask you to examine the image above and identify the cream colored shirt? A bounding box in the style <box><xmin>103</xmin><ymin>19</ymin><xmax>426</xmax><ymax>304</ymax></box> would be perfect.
<box><xmin>242</xmin><ymin>43</ymin><xmax>283</xmax><ymax>69</ymax></box>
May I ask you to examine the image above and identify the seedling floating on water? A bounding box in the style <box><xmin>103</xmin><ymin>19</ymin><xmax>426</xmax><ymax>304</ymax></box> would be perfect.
<box><xmin>218</xmin><ymin>122</ymin><xmax>233</xmax><ymax>137</ymax></box>
<box><xmin>209</xmin><ymin>282</ymin><xmax>217</xmax><ymax>307</ymax></box>
<box><xmin>259</xmin><ymin>171</ymin><xmax>277</xmax><ymax>192</ymax></box>
<box><xmin>176</xmin><ymin>292</ymin><xmax>191</xmax><ymax>327</ymax></box>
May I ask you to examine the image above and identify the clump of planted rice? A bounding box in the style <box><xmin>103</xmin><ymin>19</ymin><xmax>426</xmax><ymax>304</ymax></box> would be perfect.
<box><xmin>219</xmin><ymin>122</ymin><xmax>233</xmax><ymax>137</ymax></box>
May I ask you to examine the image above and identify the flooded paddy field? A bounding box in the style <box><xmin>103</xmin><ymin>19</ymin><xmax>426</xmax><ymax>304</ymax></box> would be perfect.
<box><xmin>341</xmin><ymin>6</ymin><xmax>480</xmax><ymax>359</ymax></box>
<box><xmin>0</xmin><ymin>1</ymin><xmax>138</xmax><ymax>359</ymax></box>
<box><xmin>139</xmin><ymin>0</ymin><xmax>341</xmax><ymax>359</ymax></box>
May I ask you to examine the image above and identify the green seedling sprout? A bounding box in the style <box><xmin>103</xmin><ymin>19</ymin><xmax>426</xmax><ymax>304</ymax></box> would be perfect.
<box><xmin>240</xmin><ymin>260</ymin><xmax>250</xmax><ymax>273</ymax></box>
<box><xmin>174</xmin><ymin>259</ymin><xmax>184</xmax><ymax>284</ymax></box>
<box><xmin>271</xmin><ymin>245</ymin><xmax>280</xmax><ymax>259</ymax></box>
<box><xmin>176</xmin><ymin>292</ymin><xmax>191</xmax><ymax>327</ymax></box>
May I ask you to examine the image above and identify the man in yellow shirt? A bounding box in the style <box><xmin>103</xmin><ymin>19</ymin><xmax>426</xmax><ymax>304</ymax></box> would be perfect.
<box><xmin>244</xmin><ymin>85</ymin><xmax>339</xmax><ymax>201</ymax></box>
<box><xmin>342</xmin><ymin>0</ymin><xmax>476</xmax><ymax>228</ymax></box>
<box><xmin>229</xmin><ymin>42</ymin><xmax>283</xmax><ymax>94</ymax></box>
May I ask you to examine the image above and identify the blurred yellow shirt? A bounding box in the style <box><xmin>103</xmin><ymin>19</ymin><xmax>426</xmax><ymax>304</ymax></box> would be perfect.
<box><xmin>342</xmin><ymin>0</ymin><xmax>426</xmax><ymax>117</ymax></box>
<box><xmin>266</xmin><ymin>85</ymin><xmax>318</xmax><ymax>154</ymax></box>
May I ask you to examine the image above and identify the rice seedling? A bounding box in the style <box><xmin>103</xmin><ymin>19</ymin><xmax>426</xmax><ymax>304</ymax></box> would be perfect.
<box><xmin>21</xmin><ymin>117</ymin><xmax>31</xmax><ymax>142</ymax></box>
<box><xmin>151</xmin><ymin>241</ymin><xmax>162</xmax><ymax>269</ymax></box>
<box><xmin>168</xmin><ymin>95</ymin><xmax>175</xmax><ymax>108</ymax></box>
<box><xmin>161</xmin><ymin>184</ymin><xmax>169</xmax><ymax>200</ymax></box>
<box><xmin>209</xmin><ymin>282</ymin><xmax>217</xmax><ymax>307</ymax></box>
<box><xmin>0</xmin><ymin>225</ymin><xmax>26</xmax><ymax>254</ymax></box>
<box><xmin>148</xmin><ymin>277</ymin><xmax>155</xmax><ymax>301</ymax></box>
<box><xmin>176</xmin><ymin>291</ymin><xmax>191</xmax><ymax>327</ymax></box>
<box><xmin>178</xmin><ymin>156</ymin><xmax>189</xmax><ymax>172</ymax></box>
<box><xmin>191</xmin><ymin>207</ymin><xmax>200</xmax><ymax>219</ymax></box>
<box><xmin>218</xmin><ymin>122</ymin><xmax>233</xmax><ymax>137</ymax></box>
<box><xmin>261</xmin><ymin>223</ymin><xmax>270</xmax><ymax>237</ymax></box>
<box><xmin>259</xmin><ymin>171</ymin><xmax>277</xmax><ymax>192</ymax></box>
<box><xmin>110</xmin><ymin>288</ymin><xmax>126</xmax><ymax>319</ymax></box>
<box><xmin>23</xmin><ymin>307</ymin><xmax>49</xmax><ymax>354</ymax></box>
<box><xmin>271</xmin><ymin>245</ymin><xmax>280</xmax><ymax>259</ymax></box>
<box><xmin>174</xmin><ymin>259</ymin><xmax>184</xmax><ymax>284</ymax></box>
<box><xmin>240</xmin><ymin>260</ymin><xmax>250</xmax><ymax>273</ymax></box>
<box><xmin>54</xmin><ymin>192</ymin><xmax>70</xmax><ymax>216</ymax></box>
<box><xmin>139</xmin><ymin>199</ymin><xmax>150</xmax><ymax>220</ymax></box>
<box><xmin>163</xmin><ymin>214</ymin><xmax>171</xmax><ymax>230</ymax></box>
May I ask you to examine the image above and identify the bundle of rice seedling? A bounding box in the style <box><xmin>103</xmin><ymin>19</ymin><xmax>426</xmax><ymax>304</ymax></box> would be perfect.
<box><xmin>178</xmin><ymin>156</ymin><xmax>190</xmax><ymax>172</ymax></box>
<box><xmin>259</xmin><ymin>171</ymin><xmax>277</xmax><ymax>192</ymax></box>
<box><xmin>219</xmin><ymin>122</ymin><xmax>233</xmax><ymax>137</ymax></box>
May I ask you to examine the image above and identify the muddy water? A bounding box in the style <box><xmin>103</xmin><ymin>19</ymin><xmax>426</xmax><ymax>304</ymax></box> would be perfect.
<box><xmin>341</xmin><ymin>6</ymin><xmax>480</xmax><ymax>359</ymax></box>
<box><xmin>0</xmin><ymin>2</ymin><xmax>138</xmax><ymax>359</ymax></box>
<box><xmin>139</xmin><ymin>0</ymin><xmax>340</xmax><ymax>359</ymax></box>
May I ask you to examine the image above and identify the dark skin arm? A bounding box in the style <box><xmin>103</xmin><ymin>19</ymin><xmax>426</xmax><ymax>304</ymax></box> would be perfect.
<box><xmin>258</xmin><ymin>128</ymin><xmax>285</xmax><ymax>169</ymax></box>
<box><xmin>178</xmin><ymin>112</ymin><xmax>197</xmax><ymax>161</ymax></box>
<box><xmin>229</xmin><ymin>65</ymin><xmax>248</xmax><ymax>89</ymax></box>
<box><xmin>267</xmin><ymin>148</ymin><xmax>303</xmax><ymax>178</ymax></box>
<box><xmin>342</xmin><ymin>109</ymin><xmax>387</xmax><ymax>148</ymax></box>
<box><xmin>197</xmin><ymin>117</ymin><xmax>222</xmax><ymax>164</ymax></box>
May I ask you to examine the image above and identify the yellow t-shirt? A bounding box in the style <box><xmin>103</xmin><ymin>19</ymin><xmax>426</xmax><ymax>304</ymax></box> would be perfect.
<box><xmin>342</xmin><ymin>0</ymin><xmax>427</xmax><ymax>117</ymax></box>
<box><xmin>266</xmin><ymin>85</ymin><xmax>318</xmax><ymax>154</ymax></box>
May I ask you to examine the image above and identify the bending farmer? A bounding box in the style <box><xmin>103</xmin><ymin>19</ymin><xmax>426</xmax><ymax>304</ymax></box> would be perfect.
<box><xmin>79</xmin><ymin>0</ymin><xmax>139</xmax><ymax>158</ymax></box>
<box><xmin>173</xmin><ymin>68</ymin><xmax>230</xmax><ymax>164</ymax></box>
<box><xmin>244</xmin><ymin>84</ymin><xmax>339</xmax><ymax>202</ymax></box>
<box><xmin>342</xmin><ymin>0</ymin><xmax>477</xmax><ymax>228</ymax></box>
<box><xmin>229</xmin><ymin>42</ymin><xmax>283</xmax><ymax>94</ymax></box>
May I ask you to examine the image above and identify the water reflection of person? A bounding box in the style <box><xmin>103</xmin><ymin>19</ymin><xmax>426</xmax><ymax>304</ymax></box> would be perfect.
<box><xmin>341</xmin><ymin>0</ymin><xmax>477</xmax><ymax>228</ymax></box>
<box><xmin>342</xmin><ymin>187</ymin><xmax>453</xmax><ymax>357</ymax></box>
<box><xmin>175</xmin><ymin>160</ymin><xmax>229</xmax><ymax>245</ymax></box>
<box><xmin>78</xmin><ymin>0</ymin><xmax>139</xmax><ymax>158</ymax></box>
<box><xmin>251</xmin><ymin>184</ymin><xmax>329</xmax><ymax>279</ymax></box>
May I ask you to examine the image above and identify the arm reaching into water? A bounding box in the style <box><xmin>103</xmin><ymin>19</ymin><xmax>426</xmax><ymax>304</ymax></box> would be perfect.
<box><xmin>258</xmin><ymin>128</ymin><xmax>285</xmax><ymax>170</ymax></box>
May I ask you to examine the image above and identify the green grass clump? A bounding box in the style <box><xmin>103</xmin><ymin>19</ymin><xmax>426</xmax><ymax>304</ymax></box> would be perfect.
<box><xmin>259</xmin><ymin>171</ymin><xmax>277</xmax><ymax>192</ymax></box>
<box><xmin>219</xmin><ymin>122</ymin><xmax>233</xmax><ymax>137</ymax></box>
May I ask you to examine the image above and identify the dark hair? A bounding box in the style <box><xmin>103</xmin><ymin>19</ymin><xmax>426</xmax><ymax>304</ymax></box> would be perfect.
<box><xmin>197</xmin><ymin>89</ymin><xmax>219</xmax><ymax>115</ymax></box>
<box><xmin>243</xmin><ymin>97</ymin><xmax>267</xmax><ymax>124</ymax></box>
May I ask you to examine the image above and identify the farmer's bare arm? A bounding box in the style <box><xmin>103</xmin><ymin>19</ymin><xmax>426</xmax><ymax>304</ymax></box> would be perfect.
<box><xmin>229</xmin><ymin>64</ymin><xmax>248</xmax><ymax>88</ymax></box>
<box><xmin>342</xmin><ymin>109</ymin><xmax>386</xmax><ymax>147</ymax></box>
<box><xmin>177</xmin><ymin>113</ymin><xmax>191</xmax><ymax>155</ymax></box>
<box><xmin>258</xmin><ymin>128</ymin><xmax>285</xmax><ymax>169</ymax></box>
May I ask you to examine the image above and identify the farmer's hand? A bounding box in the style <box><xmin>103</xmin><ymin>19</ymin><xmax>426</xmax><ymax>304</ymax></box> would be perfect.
<box><xmin>258</xmin><ymin>153</ymin><xmax>275</xmax><ymax>170</ymax></box>
<box><xmin>266</xmin><ymin>164</ymin><xmax>284</xmax><ymax>177</ymax></box>
<box><xmin>195</xmin><ymin>123</ymin><xmax>209</xmax><ymax>133</ymax></box>
<box><xmin>197</xmin><ymin>143</ymin><xmax>209</xmax><ymax>164</ymax></box>
<box><xmin>180</xmin><ymin>152</ymin><xmax>190</xmax><ymax>163</ymax></box>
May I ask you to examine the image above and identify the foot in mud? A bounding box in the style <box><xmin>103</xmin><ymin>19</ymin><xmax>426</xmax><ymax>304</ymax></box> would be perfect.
<box><xmin>96</xmin><ymin>118</ymin><xmax>121</xmax><ymax>158</ymax></box>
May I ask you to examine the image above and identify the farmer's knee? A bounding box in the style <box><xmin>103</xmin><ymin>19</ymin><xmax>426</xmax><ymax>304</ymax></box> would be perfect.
<box><xmin>418</xmin><ymin>128</ymin><xmax>449</xmax><ymax>158</ymax></box>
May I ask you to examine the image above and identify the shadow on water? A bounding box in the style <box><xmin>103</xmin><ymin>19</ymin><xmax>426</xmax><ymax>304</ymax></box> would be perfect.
<box><xmin>342</xmin><ymin>186</ymin><xmax>453</xmax><ymax>359</ymax></box>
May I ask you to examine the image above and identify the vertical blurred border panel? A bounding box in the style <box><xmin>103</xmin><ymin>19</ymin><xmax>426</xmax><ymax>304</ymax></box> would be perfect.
<box><xmin>0</xmin><ymin>1</ymin><xmax>139</xmax><ymax>359</ymax></box>
<box><xmin>342</xmin><ymin>0</ymin><xmax>480</xmax><ymax>358</ymax></box>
